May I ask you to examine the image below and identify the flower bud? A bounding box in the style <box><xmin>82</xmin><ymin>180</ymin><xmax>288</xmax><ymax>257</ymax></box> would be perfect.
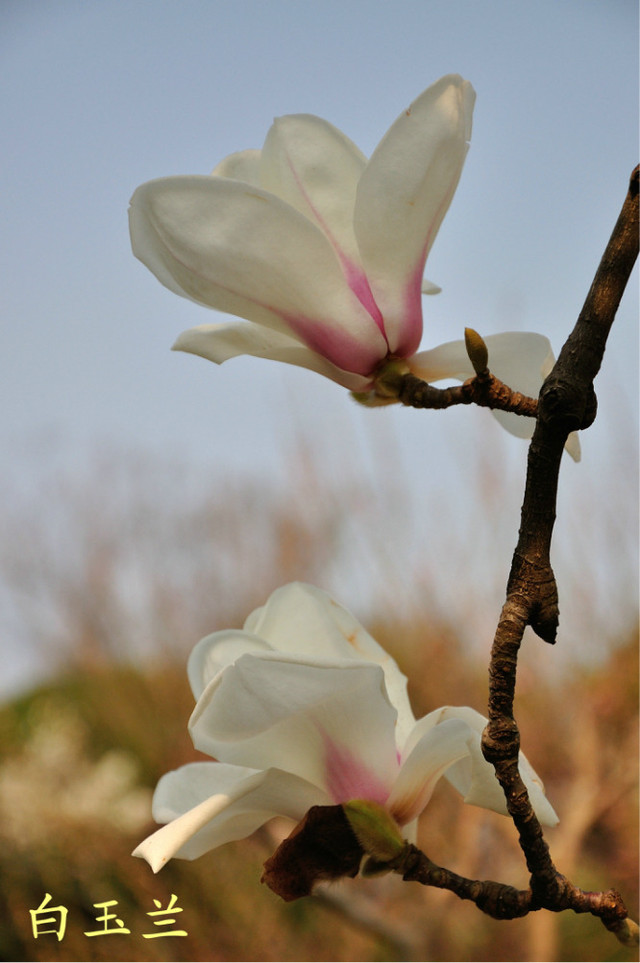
<box><xmin>343</xmin><ymin>799</ymin><xmax>407</xmax><ymax>864</ymax></box>
<box><xmin>464</xmin><ymin>327</ymin><xmax>489</xmax><ymax>375</ymax></box>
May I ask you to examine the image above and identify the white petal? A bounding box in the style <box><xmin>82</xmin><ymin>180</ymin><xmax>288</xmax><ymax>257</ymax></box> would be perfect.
<box><xmin>421</xmin><ymin>279</ymin><xmax>442</xmax><ymax>295</ymax></box>
<box><xmin>409</xmin><ymin>331</ymin><xmax>553</xmax><ymax>386</ymax></box>
<box><xmin>187</xmin><ymin>629</ymin><xmax>273</xmax><ymax>699</ymax></box>
<box><xmin>211</xmin><ymin>148</ymin><xmax>261</xmax><ymax>184</ymax></box>
<box><xmin>409</xmin><ymin>332</ymin><xmax>581</xmax><ymax>460</ymax></box>
<box><xmin>386</xmin><ymin>718</ymin><xmax>471</xmax><ymax>825</ymax></box>
<box><xmin>133</xmin><ymin>762</ymin><xmax>327</xmax><ymax>869</ymax></box>
<box><xmin>172</xmin><ymin>322</ymin><xmax>371</xmax><ymax>391</ymax></box>
<box><xmin>242</xmin><ymin>583</ymin><xmax>416</xmax><ymax>744</ymax></box>
<box><xmin>408</xmin><ymin>336</ymin><xmax>471</xmax><ymax>382</ymax></box>
<box><xmin>260</xmin><ymin>114</ymin><xmax>366</xmax><ymax>270</ymax></box>
<box><xmin>189</xmin><ymin>654</ymin><xmax>399</xmax><ymax>801</ymax></box>
<box><xmin>487</xmin><ymin>333</ymin><xmax>554</xmax><ymax>400</ymax></box>
<box><xmin>187</xmin><ymin>583</ymin><xmax>401</xmax><ymax>702</ymax></box>
<box><xmin>129</xmin><ymin>176</ymin><xmax>387</xmax><ymax>375</ymax></box>
<box><xmin>260</xmin><ymin>114</ymin><xmax>388</xmax><ymax>329</ymax></box>
<box><xmin>354</xmin><ymin>75</ymin><xmax>475</xmax><ymax>355</ymax></box>
<box><xmin>407</xmin><ymin>707</ymin><xmax>559</xmax><ymax>827</ymax></box>
<box><xmin>563</xmin><ymin>432</ymin><xmax>581</xmax><ymax>462</ymax></box>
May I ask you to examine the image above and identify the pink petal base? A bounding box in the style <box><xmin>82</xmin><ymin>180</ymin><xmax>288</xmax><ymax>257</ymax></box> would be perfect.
<box><xmin>283</xmin><ymin>311</ymin><xmax>386</xmax><ymax>375</ymax></box>
<box><xmin>322</xmin><ymin>732</ymin><xmax>392</xmax><ymax>806</ymax></box>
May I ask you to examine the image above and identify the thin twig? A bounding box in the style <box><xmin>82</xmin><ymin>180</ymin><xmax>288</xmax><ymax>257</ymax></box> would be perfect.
<box><xmin>396</xmin><ymin>369</ymin><xmax>539</xmax><ymax>418</ymax></box>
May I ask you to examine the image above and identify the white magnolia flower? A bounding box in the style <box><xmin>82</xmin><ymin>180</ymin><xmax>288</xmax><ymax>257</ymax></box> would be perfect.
<box><xmin>129</xmin><ymin>76</ymin><xmax>579</xmax><ymax>459</ymax></box>
<box><xmin>134</xmin><ymin>583</ymin><xmax>557</xmax><ymax>873</ymax></box>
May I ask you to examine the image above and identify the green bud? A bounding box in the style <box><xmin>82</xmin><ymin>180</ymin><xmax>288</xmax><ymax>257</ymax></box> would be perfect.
<box><xmin>464</xmin><ymin>327</ymin><xmax>489</xmax><ymax>375</ymax></box>
<box><xmin>612</xmin><ymin>918</ymin><xmax>639</xmax><ymax>948</ymax></box>
<box><xmin>343</xmin><ymin>800</ymin><xmax>406</xmax><ymax>863</ymax></box>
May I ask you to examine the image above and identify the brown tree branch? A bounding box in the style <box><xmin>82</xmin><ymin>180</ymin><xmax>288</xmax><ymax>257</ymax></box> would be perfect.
<box><xmin>396</xmin><ymin>368</ymin><xmax>539</xmax><ymax>418</ymax></box>
<box><xmin>399</xmin><ymin>844</ymin><xmax>534</xmax><ymax>919</ymax></box>
<box><xmin>397</xmin><ymin>844</ymin><xmax>637</xmax><ymax>946</ymax></box>
<box><xmin>480</xmin><ymin>168</ymin><xmax>638</xmax><ymax>937</ymax></box>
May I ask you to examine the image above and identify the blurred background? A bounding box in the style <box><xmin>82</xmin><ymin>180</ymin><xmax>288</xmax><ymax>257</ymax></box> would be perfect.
<box><xmin>0</xmin><ymin>1</ymin><xmax>637</xmax><ymax>960</ymax></box>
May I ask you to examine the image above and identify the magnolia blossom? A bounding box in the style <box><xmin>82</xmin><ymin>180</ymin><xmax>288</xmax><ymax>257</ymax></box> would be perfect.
<box><xmin>134</xmin><ymin>583</ymin><xmax>557</xmax><ymax>873</ymax></box>
<box><xmin>129</xmin><ymin>76</ymin><xmax>579</xmax><ymax>459</ymax></box>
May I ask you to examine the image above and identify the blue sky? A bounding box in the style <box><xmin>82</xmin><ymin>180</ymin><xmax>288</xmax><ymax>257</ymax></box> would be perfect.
<box><xmin>1</xmin><ymin>1</ymin><xmax>638</xmax><ymax>692</ymax></box>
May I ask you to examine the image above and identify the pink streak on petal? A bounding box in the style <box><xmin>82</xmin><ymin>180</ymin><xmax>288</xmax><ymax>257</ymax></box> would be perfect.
<box><xmin>282</xmin><ymin>311</ymin><xmax>386</xmax><ymax>376</ymax></box>
<box><xmin>340</xmin><ymin>258</ymin><xmax>386</xmax><ymax>338</ymax></box>
<box><xmin>281</xmin><ymin>144</ymin><xmax>387</xmax><ymax>338</ymax></box>
<box><xmin>391</xmin><ymin>167</ymin><xmax>462</xmax><ymax>358</ymax></box>
<box><xmin>321</xmin><ymin>733</ymin><xmax>393</xmax><ymax>806</ymax></box>
<box><xmin>168</xmin><ymin>251</ymin><xmax>385</xmax><ymax>376</ymax></box>
<box><xmin>393</xmin><ymin>262</ymin><xmax>424</xmax><ymax>358</ymax></box>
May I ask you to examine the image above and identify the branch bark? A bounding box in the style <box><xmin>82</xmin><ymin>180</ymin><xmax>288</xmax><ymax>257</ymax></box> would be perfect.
<box><xmin>480</xmin><ymin>168</ymin><xmax>638</xmax><ymax>937</ymax></box>
<box><xmin>397</xmin><ymin>844</ymin><xmax>638</xmax><ymax>946</ymax></box>
<box><xmin>396</xmin><ymin>369</ymin><xmax>538</xmax><ymax>418</ymax></box>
